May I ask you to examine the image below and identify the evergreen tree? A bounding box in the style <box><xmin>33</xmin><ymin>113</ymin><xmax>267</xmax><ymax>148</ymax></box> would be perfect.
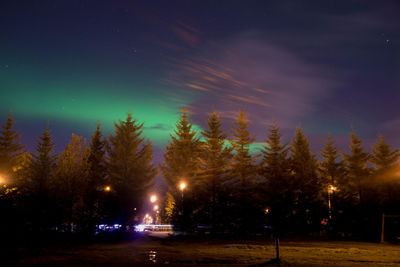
<box><xmin>85</xmin><ymin>123</ymin><xmax>107</xmax><ymax>234</ymax></box>
<box><xmin>371</xmin><ymin>135</ymin><xmax>399</xmax><ymax>173</ymax></box>
<box><xmin>320</xmin><ymin>135</ymin><xmax>344</xmax><ymax>187</ymax></box>
<box><xmin>0</xmin><ymin>112</ymin><xmax>25</xmax><ymax>184</ymax></box>
<box><xmin>319</xmin><ymin>135</ymin><xmax>346</xmax><ymax>230</ymax></box>
<box><xmin>260</xmin><ymin>121</ymin><xmax>290</xmax><ymax>235</ymax></box>
<box><xmin>230</xmin><ymin>110</ymin><xmax>256</xmax><ymax>188</ymax></box>
<box><xmin>27</xmin><ymin>124</ymin><xmax>56</xmax><ymax>230</ymax></box>
<box><xmin>29</xmin><ymin>124</ymin><xmax>56</xmax><ymax>193</ymax></box>
<box><xmin>289</xmin><ymin>126</ymin><xmax>321</xmax><ymax>233</ymax></box>
<box><xmin>161</xmin><ymin>109</ymin><xmax>201</xmax><ymax>231</ymax></box>
<box><xmin>370</xmin><ymin>135</ymin><xmax>400</xmax><ymax>214</ymax></box>
<box><xmin>343</xmin><ymin>130</ymin><xmax>370</xmax><ymax>204</ymax></box>
<box><xmin>0</xmin><ymin>113</ymin><xmax>25</xmax><ymax>238</ymax></box>
<box><xmin>198</xmin><ymin>111</ymin><xmax>232</xmax><ymax>232</ymax></box>
<box><xmin>229</xmin><ymin>110</ymin><xmax>256</xmax><ymax>233</ymax></box>
<box><xmin>108</xmin><ymin>113</ymin><xmax>156</xmax><ymax>227</ymax></box>
<box><xmin>52</xmin><ymin>134</ymin><xmax>90</xmax><ymax>232</ymax></box>
<box><xmin>162</xmin><ymin>109</ymin><xmax>201</xmax><ymax>189</ymax></box>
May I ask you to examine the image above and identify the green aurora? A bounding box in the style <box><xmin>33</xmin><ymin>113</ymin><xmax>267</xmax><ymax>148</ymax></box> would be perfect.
<box><xmin>1</xmin><ymin>66</ymin><xmax>200</xmax><ymax>147</ymax></box>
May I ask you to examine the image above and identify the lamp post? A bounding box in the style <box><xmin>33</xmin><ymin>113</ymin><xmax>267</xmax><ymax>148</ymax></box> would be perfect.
<box><xmin>179</xmin><ymin>182</ymin><xmax>186</xmax><ymax>199</ymax></box>
<box><xmin>328</xmin><ymin>185</ymin><xmax>336</xmax><ymax>220</ymax></box>
<box><xmin>179</xmin><ymin>182</ymin><xmax>187</xmax><ymax>231</ymax></box>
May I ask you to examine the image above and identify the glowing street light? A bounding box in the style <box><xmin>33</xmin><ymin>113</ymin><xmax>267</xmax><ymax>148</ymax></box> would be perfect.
<box><xmin>104</xmin><ymin>186</ymin><xmax>111</xmax><ymax>192</ymax></box>
<box><xmin>328</xmin><ymin>185</ymin><xmax>337</xmax><ymax>193</ymax></box>
<box><xmin>150</xmin><ymin>194</ymin><xmax>157</xmax><ymax>203</ymax></box>
<box><xmin>153</xmin><ymin>205</ymin><xmax>159</xmax><ymax>211</ymax></box>
<box><xmin>179</xmin><ymin>182</ymin><xmax>186</xmax><ymax>191</ymax></box>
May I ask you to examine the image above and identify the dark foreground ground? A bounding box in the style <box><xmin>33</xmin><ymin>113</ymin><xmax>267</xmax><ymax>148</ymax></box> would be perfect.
<box><xmin>2</xmin><ymin>232</ymin><xmax>400</xmax><ymax>266</ymax></box>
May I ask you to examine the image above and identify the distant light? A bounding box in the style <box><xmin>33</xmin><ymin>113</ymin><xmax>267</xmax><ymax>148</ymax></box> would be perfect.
<box><xmin>134</xmin><ymin>224</ymin><xmax>174</xmax><ymax>232</ymax></box>
<box><xmin>104</xmin><ymin>186</ymin><xmax>111</xmax><ymax>192</ymax></box>
<box><xmin>153</xmin><ymin>205</ymin><xmax>159</xmax><ymax>211</ymax></box>
<box><xmin>150</xmin><ymin>195</ymin><xmax>157</xmax><ymax>203</ymax></box>
<box><xmin>179</xmin><ymin>182</ymin><xmax>186</xmax><ymax>191</ymax></box>
<box><xmin>135</xmin><ymin>224</ymin><xmax>145</xmax><ymax>232</ymax></box>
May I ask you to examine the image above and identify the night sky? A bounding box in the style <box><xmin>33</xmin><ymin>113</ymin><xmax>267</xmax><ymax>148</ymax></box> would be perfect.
<box><xmin>1</xmin><ymin>1</ymin><xmax>400</xmax><ymax>160</ymax></box>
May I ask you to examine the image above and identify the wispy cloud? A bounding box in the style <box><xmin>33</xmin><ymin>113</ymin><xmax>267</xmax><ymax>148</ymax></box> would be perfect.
<box><xmin>164</xmin><ymin>31</ymin><xmax>338</xmax><ymax>136</ymax></box>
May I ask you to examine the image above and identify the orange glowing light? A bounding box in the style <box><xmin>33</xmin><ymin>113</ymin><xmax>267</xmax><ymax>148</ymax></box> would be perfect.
<box><xmin>179</xmin><ymin>182</ymin><xmax>186</xmax><ymax>191</ymax></box>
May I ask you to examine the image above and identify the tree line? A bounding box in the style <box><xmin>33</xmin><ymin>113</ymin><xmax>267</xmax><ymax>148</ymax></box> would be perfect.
<box><xmin>0</xmin><ymin>113</ymin><xmax>156</xmax><ymax>240</ymax></box>
<box><xmin>1</xmin><ymin>110</ymin><xmax>399</xmax><ymax>242</ymax></box>
<box><xmin>160</xmin><ymin>110</ymin><xmax>400</xmax><ymax>241</ymax></box>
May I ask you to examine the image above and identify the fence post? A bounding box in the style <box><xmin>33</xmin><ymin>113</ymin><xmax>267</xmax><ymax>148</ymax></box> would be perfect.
<box><xmin>380</xmin><ymin>213</ymin><xmax>385</xmax><ymax>243</ymax></box>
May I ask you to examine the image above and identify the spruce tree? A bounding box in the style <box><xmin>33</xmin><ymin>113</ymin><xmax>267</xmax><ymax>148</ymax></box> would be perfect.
<box><xmin>343</xmin><ymin>130</ymin><xmax>370</xmax><ymax>204</ymax></box>
<box><xmin>0</xmin><ymin>112</ymin><xmax>25</xmax><ymax>184</ymax></box>
<box><xmin>198</xmin><ymin>111</ymin><xmax>232</xmax><ymax>231</ymax></box>
<box><xmin>371</xmin><ymin>135</ymin><xmax>399</xmax><ymax>173</ymax></box>
<box><xmin>319</xmin><ymin>135</ymin><xmax>345</xmax><ymax>227</ymax></box>
<box><xmin>260</xmin><ymin>121</ymin><xmax>290</xmax><ymax>234</ymax></box>
<box><xmin>162</xmin><ymin>109</ymin><xmax>201</xmax><ymax>189</ymax></box>
<box><xmin>28</xmin><ymin>124</ymin><xmax>56</xmax><ymax>230</ymax></box>
<box><xmin>289</xmin><ymin>126</ymin><xmax>321</xmax><ymax>233</ymax></box>
<box><xmin>161</xmin><ymin>109</ymin><xmax>201</xmax><ymax>231</ymax></box>
<box><xmin>0</xmin><ymin>113</ymin><xmax>25</xmax><ymax>236</ymax></box>
<box><xmin>86</xmin><ymin>123</ymin><xmax>107</xmax><ymax>233</ymax></box>
<box><xmin>320</xmin><ymin>135</ymin><xmax>344</xmax><ymax>187</ymax></box>
<box><xmin>229</xmin><ymin>110</ymin><xmax>256</xmax><ymax>233</ymax></box>
<box><xmin>108</xmin><ymin>113</ymin><xmax>156</xmax><ymax>227</ymax></box>
<box><xmin>260</xmin><ymin>121</ymin><xmax>289</xmax><ymax>182</ymax></box>
<box><xmin>29</xmin><ymin>124</ymin><xmax>56</xmax><ymax>193</ymax></box>
<box><xmin>370</xmin><ymin>135</ymin><xmax>400</xmax><ymax>210</ymax></box>
<box><xmin>52</xmin><ymin>134</ymin><xmax>90</xmax><ymax>232</ymax></box>
<box><xmin>230</xmin><ymin>110</ymin><xmax>256</xmax><ymax>187</ymax></box>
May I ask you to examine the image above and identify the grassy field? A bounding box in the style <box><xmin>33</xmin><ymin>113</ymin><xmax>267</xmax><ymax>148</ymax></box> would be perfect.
<box><xmin>3</xmin><ymin>232</ymin><xmax>400</xmax><ymax>266</ymax></box>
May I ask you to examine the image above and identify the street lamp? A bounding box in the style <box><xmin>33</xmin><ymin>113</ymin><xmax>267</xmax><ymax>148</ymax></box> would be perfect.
<box><xmin>179</xmin><ymin>182</ymin><xmax>186</xmax><ymax>191</ymax></box>
<box><xmin>104</xmin><ymin>186</ymin><xmax>111</xmax><ymax>192</ymax></box>
<box><xmin>179</xmin><ymin>181</ymin><xmax>187</xmax><ymax>203</ymax></box>
<box><xmin>328</xmin><ymin>185</ymin><xmax>337</xmax><ymax>220</ymax></box>
<box><xmin>178</xmin><ymin>181</ymin><xmax>187</xmax><ymax>230</ymax></box>
<box><xmin>153</xmin><ymin>205</ymin><xmax>159</xmax><ymax>211</ymax></box>
<box><xmin>150</xmin><ymin>194</ymin><xmax>157</xmax><ymax>203</ymax></box>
